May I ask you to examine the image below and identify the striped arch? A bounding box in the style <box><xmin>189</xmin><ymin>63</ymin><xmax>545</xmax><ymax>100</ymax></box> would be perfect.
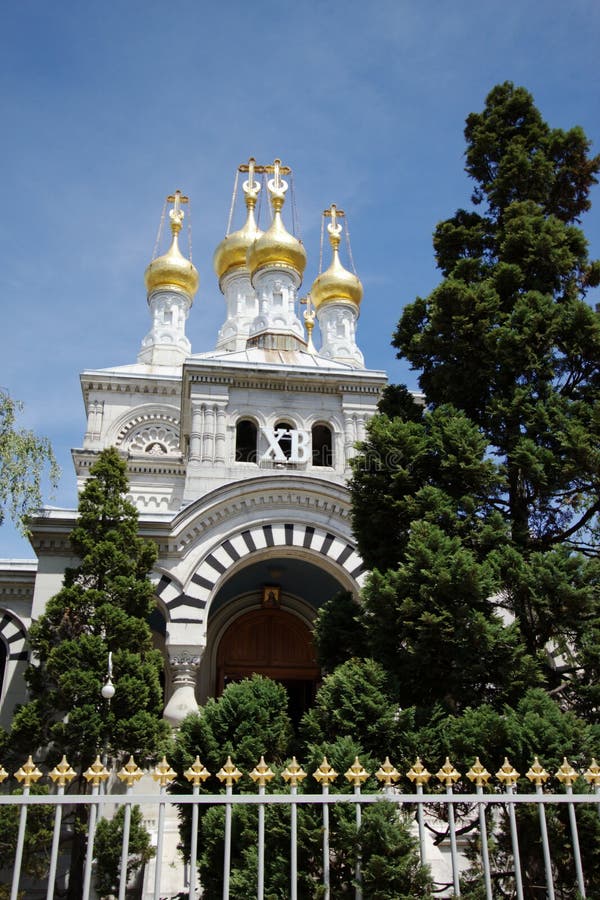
<box><xmin>0</xmin><ymin>610</ymin><xmax>28</xmax><ymax>662</ymax></box>
<box><xmin>155</xmin><ymin>522</ymin><xmax>365</xmax><ymax>628</ymax></box>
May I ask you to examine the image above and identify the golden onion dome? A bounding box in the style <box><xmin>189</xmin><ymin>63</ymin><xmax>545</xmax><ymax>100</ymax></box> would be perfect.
<box><xmin>311</xmin><ymin>212</ymin><xmax>363</xmax><ymax>310</ymax></box>
<box><xmin>145</xmin><ymin>196</ymin><xmax>199</xmax><ymax>298</ymax></box>
<box><xmin>247</xmin><ymin>162</ymin><xmax>306</xmax><ymax>278</ymax></box>
<box><xmin>213</xmin><ymin>190</ymin><xmax>263</xmax><ymax>281</ymax></box>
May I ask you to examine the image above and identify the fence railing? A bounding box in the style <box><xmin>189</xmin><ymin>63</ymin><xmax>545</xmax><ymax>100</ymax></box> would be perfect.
<box><xmin>1</xmin><ymin>753</ymin><xmax>599</xmax><ymax>900</ymax></box>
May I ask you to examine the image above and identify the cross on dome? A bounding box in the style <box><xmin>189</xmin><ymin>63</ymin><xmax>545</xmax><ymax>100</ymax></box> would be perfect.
<box><xmin>266</xmin><ymin>158</ymin><xmax>291</xmax><ymax>199</ymax></box>
<box><xmin>167</xmin><ymin>190</ymin><xmax>189</xmax><ymax>232</ymax></box>
<box><xmin>324</xmin><ymin>203</ymin><xmax>345</xmax><ymax>240</ymax></box>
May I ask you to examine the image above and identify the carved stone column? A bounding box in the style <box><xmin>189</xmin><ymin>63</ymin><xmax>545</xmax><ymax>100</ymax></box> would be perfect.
<box><xmin>163</xmin><ymin>649</ymin><xmax>202</xmax><ymax>727</ymax></box>
<box><xmin>189</xmin><ymin>403</ymin><xmax>203</xmax><ymax>462</ymax></box>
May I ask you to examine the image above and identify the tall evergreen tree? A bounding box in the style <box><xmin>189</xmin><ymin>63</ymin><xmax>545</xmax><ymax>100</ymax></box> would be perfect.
<box><xmin>8</xmin><ymin>447</ymin><xmax>168</xmax><ymax>898</ymax></box>
<box><xmin>348</xmin><ymin>84</ymin><xmax>600</xmax><ymax>707</ymax></box>
<box><xmin>392</xmin><ymin>82</ymin><xmax>600</xmax><ymax>673</ymax></box>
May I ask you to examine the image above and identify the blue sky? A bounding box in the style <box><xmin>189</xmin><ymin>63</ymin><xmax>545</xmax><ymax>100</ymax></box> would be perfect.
<box><xmin>1</xmin><ymin>0</ymin><xmax>599</xmax><ymax>557</ymax></box>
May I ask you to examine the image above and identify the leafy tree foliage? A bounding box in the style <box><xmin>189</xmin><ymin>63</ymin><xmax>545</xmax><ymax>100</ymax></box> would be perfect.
<box><xmin>0</xmin><ymin>389</ymin><xmax>59</xmax><ymax>534</ymax></box>
<box><xmin>94</xmin><ymin>805</ymin><xmax>155</xmax><ymax>899</ymax></box>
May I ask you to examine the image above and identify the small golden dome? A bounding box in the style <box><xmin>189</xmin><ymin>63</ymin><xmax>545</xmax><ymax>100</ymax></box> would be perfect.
<box><xmin>213</xmin><ymin>189</ymin><xmax>263</xmax><ymax>281</ymax></box>
<box><xmin>311</xmin><ymin>213</ymin><xmax>362</xmax><ymax>310</ymax></box>
<box><xmin>145</xmin><ymin>195</ymin><xmax>199</xmax><ymax>298</ymax></box>
<box><xmin>247</xmin><ymin>161</ymin><xmax>306</xmax><ymax>278</ymax></box>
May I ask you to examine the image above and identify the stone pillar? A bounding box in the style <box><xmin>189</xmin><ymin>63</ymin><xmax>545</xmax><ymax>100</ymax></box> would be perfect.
<box><xmin>344</xmin><ymin>413</ymin><xmax>356</xmax><ymax>464</ymax></box>
<box><xmin>215</xmin><ymin>406</ymin><xmax>227</xmax><ymax>463</ymax></box>
<box><xmin>190</xmin><ymin>403</ymin><xmax>203</xmax><ymax>461</ymax></box>
<box><xmin>163</xmin><ymin>649</ymin><xmax>202</xmax><ymax>727</ymax></box>
<box><xmin>203</xmin><ymin>405</ymin><xmax>215</xmax><ymax>462</ymax></box>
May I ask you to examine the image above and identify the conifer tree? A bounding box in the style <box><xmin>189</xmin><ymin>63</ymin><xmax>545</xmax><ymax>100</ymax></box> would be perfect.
<box><xmin>7</xmin><ymin>447</ymin><xmax>168</xmax><ymax>899</ymax></box>
<box><xmin>348</xmin><ymin>83</ymin><xmax>600</xmax><ymax>707</ymax></box>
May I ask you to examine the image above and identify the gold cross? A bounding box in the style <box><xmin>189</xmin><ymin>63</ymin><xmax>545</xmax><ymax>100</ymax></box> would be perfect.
<box><xmin>265</xmin><ymin>158</ymin><xmax>291</xmax><ymax>191</ymax></box>
<box><xmin>167</xmin><ymin>190</ymin><xmax>189</xmax><ymax>229</ymax></box>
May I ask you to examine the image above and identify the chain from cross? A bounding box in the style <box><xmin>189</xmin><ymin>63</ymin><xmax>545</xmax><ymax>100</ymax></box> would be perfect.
<box><xmin>324</xmin><ymin>203</ymin><xmax>344</xmax><ymax>238</ymax></box>
<box><xmin>167</xmin><ymin>190</ymin><xmax>189</xmax><ymax>228</ymax></box>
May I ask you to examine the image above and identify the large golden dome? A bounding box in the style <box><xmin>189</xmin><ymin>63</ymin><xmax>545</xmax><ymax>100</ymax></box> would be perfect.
<box><xmin>213</xmin><ymin>190</ymin><xmax>263</xmax><ymax>281</ymax></box>
<box><xmin>145</xmin><ymin>195</ymin><xmax>199</xmax><ymax>298</ymax></box>
<box><xmin>311</xmin><ymin>212</ymin><xmax>362</xmax><ymax>310</ymax></box>
<box><xmin>247</xmin><ymin>162</ymin><xmax>306</xmax><ymax>278</ymax></box>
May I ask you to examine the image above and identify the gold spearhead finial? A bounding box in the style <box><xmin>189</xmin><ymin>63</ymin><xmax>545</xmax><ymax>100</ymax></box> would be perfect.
<box><xmin>345</xmin><ymin>756</ymin><xmax>369</xmax><ymax>787</ymax></box>
<box><xmin>375</xmin><ymin>757</ymin><xmax>400</xmax><ymax>788</ymax></box>
<box><xmin>556</xmin><ymin>757</ymin><xmax>578</xmax><ymax>787</ymax></box>
<box><xmin>117</xmin><ymin>755</ymin><xmax>144</xmax><ymax>788</ymax></box>
<box><xmin>249</xmin><ymin>756</ymin><xmax>275</xmax><ymax>788</ymax></box>
<box><xmin>584</xmin><ymin>758</ymin><xmax>600</xmax><ymax>787</ymax></box>
<box><xmin>216</xmin><ymin>756</ymin><xmax>242</xmax><ymax>788</ymax></box>
<box><xmin>0</xmin><ymin>764</ymin><xmax>8</xmax><ymax>784</ymax></box>
<box><xmin>466</xmin><ymin>757</ymin><xmax>491</xmax><ymax>787</ymax></box>
<box><xmin>152</xmin><ymin>756</ymin><xmax>177</xmax><ymax>788</ymax></box>
<box><xmin>407</xmin><ymin>757</ymin><xmax>431</xmax><ymax>786</ymax></box>
<box><xmin>282</xmin><ymin>757</ymin><xmax>307</xmax><ymax>787</ymax></box>
<box><xmin>184</xmin><ymin>756</ymin><xmax>211</xmax><ymax>787</ymax></box>
<box><xmin>49</xmin><ymin>756</ymin><xmax>76</xmax><ymax>788</ymax></box>
<box><xmin>526</xmin><ymin>756</ymin><xmax>549</xmax><ymax>787</ymax></box>
<box><xmin>436</xmin><ymin>757</ymin><xmax>461</xmax><ymax>787</ymax></box>
<box><xmin>313</xmin><ymin>756</ymin><xmax>338</xmax><ymax>786</ymax></box>
<box><xmin>14</xmin><ymin>756</ymin><xmax>43</xmax><ymax>787</ymax></box>
<box><xmin>84</xmin><ymin>755</ymin><xmax>110</xmax><ymax>787</ymax></box>
<box><xmin>496</xmin><ymin>757</ymin><xmax>520</xmax><ymax>787</ymax></box>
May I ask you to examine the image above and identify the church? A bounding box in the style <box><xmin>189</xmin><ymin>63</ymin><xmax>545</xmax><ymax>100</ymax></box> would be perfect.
<box><xmin>0</xmin><ymin>159</ymin><xmax>386</xmax><ymax>729</ymax></box>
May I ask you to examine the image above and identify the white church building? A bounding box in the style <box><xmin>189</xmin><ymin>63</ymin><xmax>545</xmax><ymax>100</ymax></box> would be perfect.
<box><xmin>0</xmin><ymin>159</ymin><xmax>387</xmax><ymax>730</ymax></box>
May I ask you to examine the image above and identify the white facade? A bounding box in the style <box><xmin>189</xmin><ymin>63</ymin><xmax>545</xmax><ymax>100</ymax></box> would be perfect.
<box><xmin>0</xmin><ymin>164</ymin><xmax>387</xmax><ymax>733</ymax></box>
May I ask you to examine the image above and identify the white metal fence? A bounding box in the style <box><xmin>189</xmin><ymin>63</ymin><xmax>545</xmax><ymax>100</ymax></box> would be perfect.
<box><xmin>1</xmin><ymin>753</ymin><xmax>599</xmax><ymax>899</ymax></box>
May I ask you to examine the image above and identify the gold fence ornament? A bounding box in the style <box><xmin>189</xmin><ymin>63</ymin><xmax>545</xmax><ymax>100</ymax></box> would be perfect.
<box><xmin>526</xmin><ymin>757</ymin><xmax>549</xmax><ymax>788</ymax></box>
<box><xmin>49</xmin><ymin>756</ymin><xmax>76</xmax><ymax>788</ymax></box>
<box><xmin>83</xmin><ymin>756</ymin><xmax>109</xmax><ymax>787</ymax></box>
<box><xmin>0</xmin><ymin>764</ymin><xmax>8</xmax><ymax>784</ymax></box>
<box><xmin>436</xmin><ymin>757</ymin><xmax>461</xmax><ymax>787</ymax></box>
<box><xmin>282</xmin><ymin>757</ymin><xmax>307</xmax><ymax>787</ymax></box>
<box><xmin>152</xmin><ymin>756</ymin><xmax>177</xmax><ymax>788</ymax></box>
<box><xmin>117</xmin><ymin>756</ymin><xmax>144</xmax><ymax>788</ymax></box>
<box><xmin>375</xmin><ymin>756</ymin><xmax>400</xmax><ymax>788</ymax></box>
<box><xmin>466</xmin><ymin>757</ymin><xmax>491</xmax><ymax>788</ymax></box>
<box><xmin>14</xmin><ymin>756</ymin><xmax>43</xmax><ymax>787</ymax></box>
<box><xmin>407</xmin><ymin>757</ymin><xmax>431</xmax><ymax>786</ymax></box>
<box><xmin>496</xmin><ymin>758</ymin><xmax>520</xmax><ymax>787</ymax></box>
<box><xmin>583</xmin><ymin>758</ymin><xmax>600</xmax><ymax>788</ymax></box>
<box><xmin>217</xmin><ymin>756</ymin><xmax>242</xmax><ymax>788</ymax></box>
<box><xmin>313</xmin><ymin>757</ymin><xmax>338</xmax><ymax>786</ymax></box>
<box><xmin>184</xmin><ymin>756</ymin><xmax>210</xmax><ymax>787</ymax></box>
<box><xmin>345</xmin><ymin>756</ymin><xmax>369</xmax><ymax>787</ymax></box>
<box><xmin>556</xmin><ymin>757</ymin><xmax>578</xmax><ymax>787</ymax></box>
<box><xmin>250</xmin><ymin>756</ymin><xmax>275</xmax><ymax>788</ymax></box>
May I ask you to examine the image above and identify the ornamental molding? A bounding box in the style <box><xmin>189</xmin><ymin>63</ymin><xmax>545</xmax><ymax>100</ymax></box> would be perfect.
<box><xmin>113</xmin><ymin>409</ymin><xmax>180</xmax><ymax>447</ymax></box>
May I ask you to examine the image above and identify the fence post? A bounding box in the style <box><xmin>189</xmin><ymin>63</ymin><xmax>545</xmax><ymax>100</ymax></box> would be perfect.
<box><xmin>345</xmin><ymin>756</ymin><xmax>369</xmax><ymax>900</ymax></box>
<box><xmin>436</xmin><ymin>758</ymin><xmax>461</xmax><ymax>896</ymax></box>
<box><xmin>466</xmin><ymin>758</ymin><xmax>492</xmax><ymax>900</ymax></box>
<box><xmin>151</xmin><ymin>756</ymin><xmax>177</xmax><ymax>900</ymax></box>
<box><xmin>407</xmin><ymin>757</ymin><xmax>431</xmax><ymax>868</ymax></box>
<box><xmin>557</xmin><ymin>758</ymin><xmax>586</xmax><ymax>898</ymax></box>
<box><xmin>496</xmin><ymin>757</ymin><xmax>523</xmax><ymax>900</ymax></box>
<box><xmin>184</xmin><ymin>756</ymin><xmax>211</xmax><ymax>900</ymax></box>
<box><xmin>217</xmin><ymin>756</ymin><xmax>242</xmax><ymax>900</ymax></box>
<box><xmin>47</xmin><ymin>756</ymin><xmax>76</xmax><ymax>900</ymax></box>
<box><xmin>115</xmin><ymin>755</ymin><xmax>143</xmax><ymax>900</ymax></box>
<box><xmin>82</xmin><ymin>756</ymin><xmax>110</xmax><ymax>900</ymax></box>
<box><xmin>11</xmin><ymin>756</ymin><xmax>43</xmax><ymax>900</ymax></box>
<box><xmin>250</xmin><ymin>756</ymin><xmax>275</xmax><ymax>900</ymax></box>
<box><xmin>283</xmin><ymin>756</ymin><xmax>307</xmax><ymax>900</ymax></box>
<box><xmin>314</xmin><ymin>756</ymin><xmax>338</xmax><ymax>900</ymax></box>
<box><xmin>526</xmin><ymin>757</ymin><xmax>555</xmax><ymax>900</ymax></box>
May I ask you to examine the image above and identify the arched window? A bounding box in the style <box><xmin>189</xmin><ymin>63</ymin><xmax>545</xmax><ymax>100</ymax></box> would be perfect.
<box><xmin>274</xmin><ymin>421</ymin><xmax>293</xmax><ymax>460</ymax></box>
<box><xmin>312</xmin><ymin>424</ymin><xmax>333</xmax><ymax>467</ymax></box>
<box><xmin>235</xmin><ymin>419</ymin><xmax>258</xmax><ymax>463</ymax></box>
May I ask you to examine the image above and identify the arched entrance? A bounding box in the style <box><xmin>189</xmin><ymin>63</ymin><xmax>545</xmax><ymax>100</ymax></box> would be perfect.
<box><xmin>216</xmin><ymin>608</ymin><xmax>320</xmax><ymax>723</ymax></box>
